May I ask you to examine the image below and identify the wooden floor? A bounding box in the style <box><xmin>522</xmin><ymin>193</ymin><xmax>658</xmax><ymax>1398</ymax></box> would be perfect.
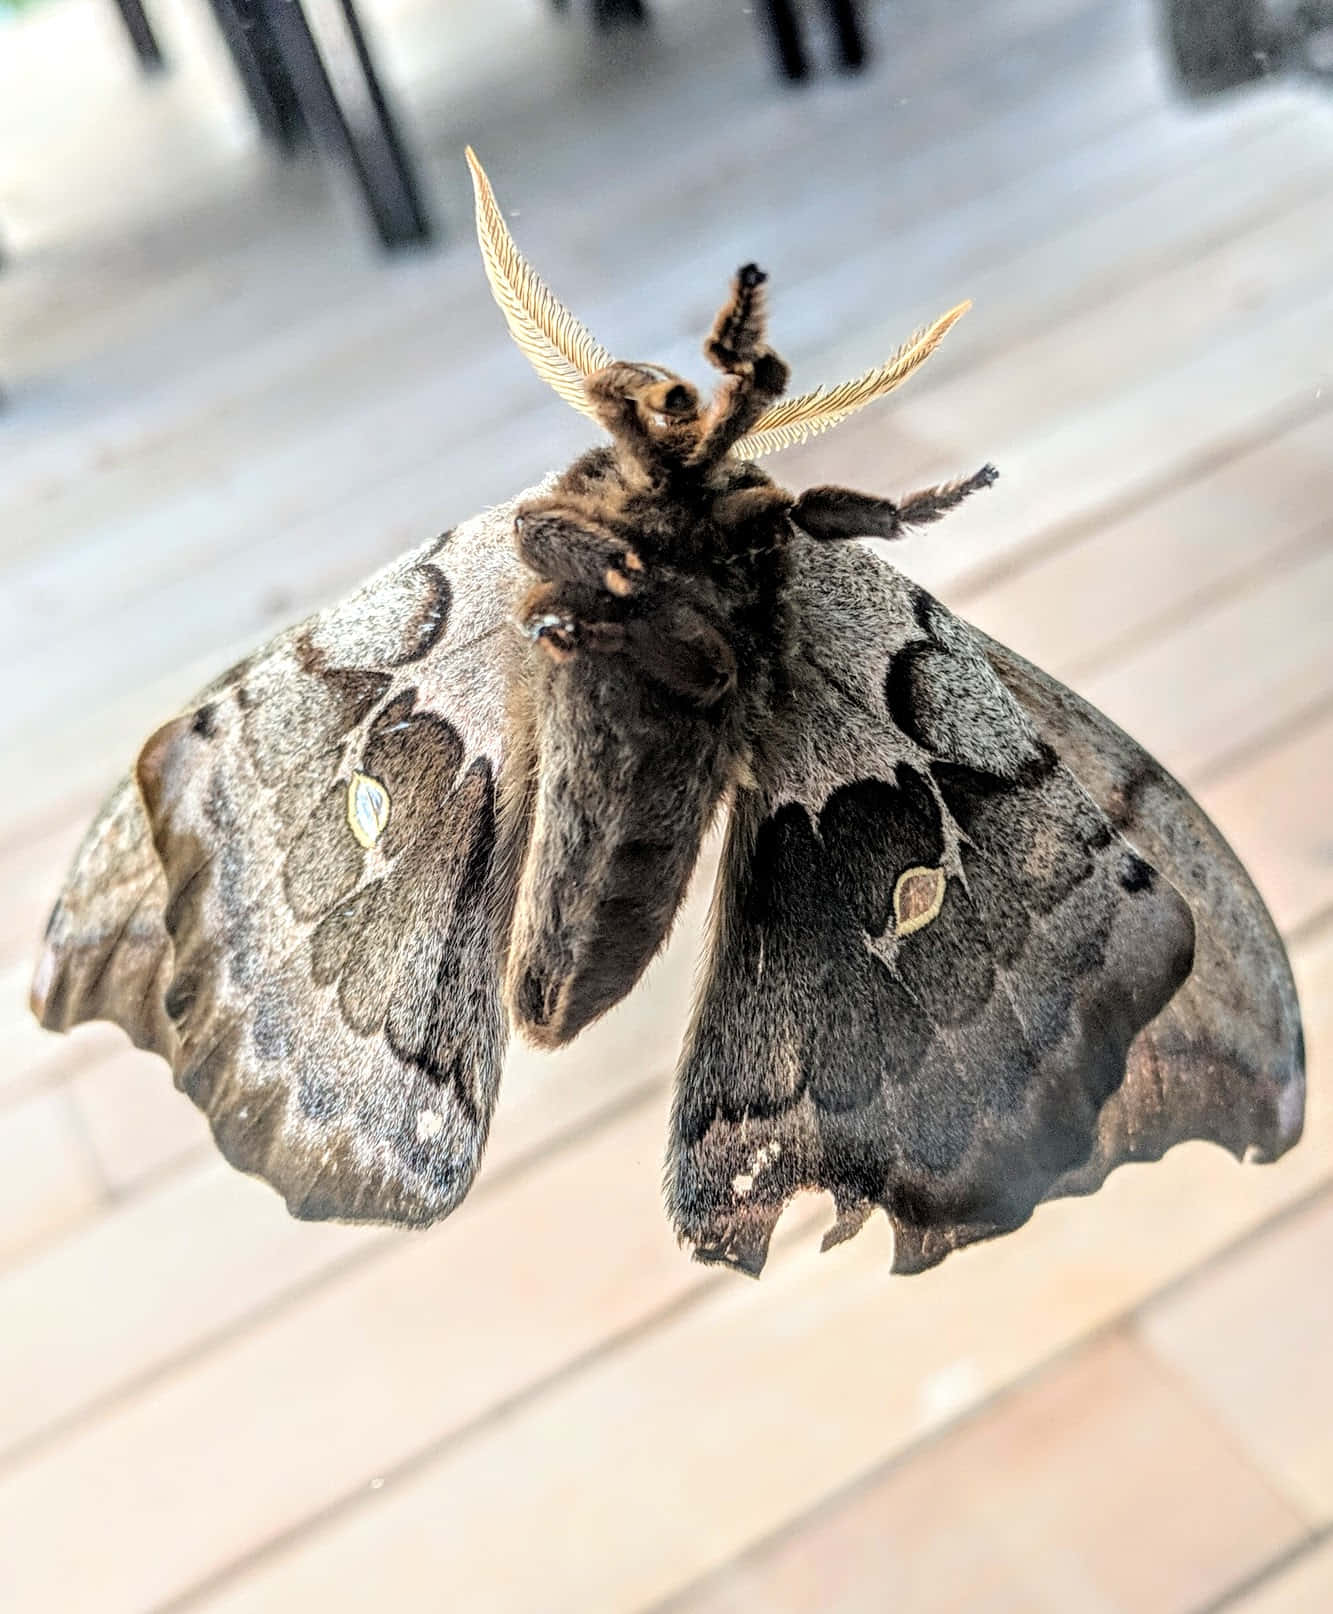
<box><xmin>1</xmin><ymin>0</ymin><xmax>1331</xmax><ymax>1608</ymax></box>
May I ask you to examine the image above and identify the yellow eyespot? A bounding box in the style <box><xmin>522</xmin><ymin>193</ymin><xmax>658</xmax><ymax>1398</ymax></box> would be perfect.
<box><xmin>347</xmin><ymin>771</ymin><xmax>391</xmax><ymax>850</ymax></box>
<box><xmin>894</xmin><ymin>866</ymin><xmax>947</xmax><ymax>937</ymax></box>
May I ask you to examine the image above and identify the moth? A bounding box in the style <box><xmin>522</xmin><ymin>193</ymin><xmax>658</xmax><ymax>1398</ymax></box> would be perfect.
<box><xmin>31</xmin><ymin>151</ymin><xmax>1305</xmax><ymax>1276</ymax></box>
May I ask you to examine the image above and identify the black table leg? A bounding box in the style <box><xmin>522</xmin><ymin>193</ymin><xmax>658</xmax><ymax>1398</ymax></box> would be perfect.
<box><xmin>111</xmin><ymin>0</ymin><xmax>166</xmax><ymax>72</ymax></box>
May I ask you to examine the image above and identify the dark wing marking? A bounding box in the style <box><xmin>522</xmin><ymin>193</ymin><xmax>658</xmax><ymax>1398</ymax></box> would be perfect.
<box><xmin>34</xmin><ymin>494</ymin><xmax>533</xmax><ymax>1226</ymax></box>
<box><xmin>666</xmin><ymin>535</ymin><xmax>1294</xmax><ymax>1276</ymax></box>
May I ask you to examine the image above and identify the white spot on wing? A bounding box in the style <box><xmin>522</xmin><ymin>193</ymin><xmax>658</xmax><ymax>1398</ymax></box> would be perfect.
<box><xmin>732</xmin><ymin>1140</ymin><xmax>782</xmax><ymax>1197</ymax></box>
<box><xmin>416</xmin><ymin>1109</ymin><xmax>444</xmax><ymax>1142</ymax></box>
<box><xmin>347</xmin><ymin>771</ymin><xmax>391</xmax><ymax>849</ymax></box>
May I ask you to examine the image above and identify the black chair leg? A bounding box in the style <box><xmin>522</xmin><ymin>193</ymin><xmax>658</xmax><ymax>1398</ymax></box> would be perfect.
<box><xmin>111</xmin><ymin>0</ymin><xmax>166</xmax><ymax>72</ymax></box>
<box><xmin>826</xmin><ymin>0</ymin><xmax>866</xmax><ymax>71</ymax></box>
<box><xmin>336</xmin><ymin>0</ymin><xmax>432</xmax><ymax>240</ymax></box>
<box><xmin>252</xmin><ymin>0</ymin><xmax>432</xmax><ymax>250</ymax></box>
<box><xmin>208</xmin><ymin>0</ymin><xmax>308</xmax><ymax>152</ymax></box>
<box><xmin>592</xmin><ymin>0</ymin><xmax>649</xmax><ymax>25</ymax></box>
<box><xmin>765</xmin><ymin>0</ymin><xmax>809</xmax><ymax>80</ymax></box>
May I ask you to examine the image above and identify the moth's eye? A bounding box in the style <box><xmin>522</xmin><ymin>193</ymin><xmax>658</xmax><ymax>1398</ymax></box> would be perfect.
<box><xmin>662</xmin><ymin>384</ymin><xmax>692</xmax><ymax>414</ymax></box>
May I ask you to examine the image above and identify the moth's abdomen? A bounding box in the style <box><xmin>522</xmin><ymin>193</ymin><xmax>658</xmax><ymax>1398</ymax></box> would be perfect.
<box><xmin>504</xmin><ymin>705</ymin><xmax>730</xmax><ymax>1048</ymax></box>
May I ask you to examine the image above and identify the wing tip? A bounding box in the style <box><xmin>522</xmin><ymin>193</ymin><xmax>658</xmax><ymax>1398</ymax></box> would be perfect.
<box><xmin>685</xmin><ymin>1204</ymin><xmax>779</xmax><ymax>1279</ymax></box>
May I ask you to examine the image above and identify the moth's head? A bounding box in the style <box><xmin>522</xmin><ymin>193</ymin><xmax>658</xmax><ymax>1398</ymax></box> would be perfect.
<box><xmin>466</xmin><ymin>148</ymin><xmax>971</xmax><ymax>468</ymax></box>
<box><xmin>577</xmin><ymin>265</ymin><xmax>793</xmax><ymax>483</ymax></box>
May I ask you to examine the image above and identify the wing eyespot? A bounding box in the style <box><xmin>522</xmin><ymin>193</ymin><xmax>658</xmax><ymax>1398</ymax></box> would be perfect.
<box><xmin>347</xmin><ymin>771</ymin><xmax>391</xmax><ymax>849</ymax></box>
<box><xmin>893</xmin><ymin>865</ymin><xmax>947</xmax><ymax>937</ymax></box>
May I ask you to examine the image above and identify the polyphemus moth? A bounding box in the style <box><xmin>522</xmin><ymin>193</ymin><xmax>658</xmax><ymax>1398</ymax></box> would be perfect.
<box><xmin>31</xmin><ymin>152</ymin><xmax>1304</xmax><ymax>1276</ymax></box>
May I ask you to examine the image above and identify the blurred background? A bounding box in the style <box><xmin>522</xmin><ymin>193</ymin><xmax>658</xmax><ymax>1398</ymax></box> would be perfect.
<box><xmin>1</xmin><ymin>0</ymin><xmax>1331</xmax><ymax>1609</ymax></box>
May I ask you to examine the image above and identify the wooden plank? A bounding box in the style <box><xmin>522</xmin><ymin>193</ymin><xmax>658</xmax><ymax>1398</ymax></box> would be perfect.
<box><xmin>0</xmin><ymin>841</ymin><xmax>714</xmax><ymax>1459</ymax></box>
<box><xmin>0</xmin><ymin>961</ymin><xmax>125</xmax><ymax>1108</ymax></box>
<box><xmin>958</xmin><ymin>410</ymin><xmax>1333</xmax><ymax>684</ymax></box>
<box><xmin>665</xmin><ymin>1332</ymin><xmax>1305</xmax><ymax>1614</ymax></box>
<box><xmin>0</xmin><ymin>1095</ymin><xmax>691</xmax><ymax>1613</ymax></box>
<box><xmin>1138</xmin><ymin>938</ymin><xmax>1333</xmax><ymax>1531</ymax></box>
<box><xmin>1071</xmin><ymin>542</ymin><xmax>1333</xmax><ymax>782</ymax></box>
<box><xmin>3</xmin><ymin>925</ymin><xmax>1327</xmax><ymax>1614</ymax></box>
<box><xmin>0</xmin><ymin>805</ymin><xmax>89</xmax><ymax>975</ymax></box>
<box><xmin>1140</xmin><ymin>1199</ymin><xmax>1333</xmax><ymax>1522</ymax></box>
<box><xmin>0</xmin><ymin>1088</ymin><xmax>103</xmax><ymax>1271</ymax></box>
<box><xmin>167</xmin><ymin>927</ymin><xmax>1331</xmax><ymax>1614</ymax></box>
<box><xmin>64</xmin><ymin>1044</ymin><xmax>212</xmax><ymax>1196</ymax></box>
<box><xmin>1225</xmin><ymin>1538</ymin><xmax>1333</xmax><ymax>1614</ymax></box>
<box><xmin>801</xmin><ymin>253</ymin><xmax>1333</xmax><ymax>604</ymax></box>
<box><xmin>0</xmin><ymin>1164</ymin><xmax>383</xmax><ymax>1466</ymax></box>
<box><xmin>1197</xmin><ymin>705</ymin><xmax>1333</xmax><ymax>940</ymax></box>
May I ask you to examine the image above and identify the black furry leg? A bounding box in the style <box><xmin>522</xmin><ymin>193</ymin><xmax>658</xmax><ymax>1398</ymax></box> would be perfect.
<box><xmin>694</xmin><ymin>266</ymin><xmax>791</xmax><ymax>465</ymax></box>
<box><xmin>791</xmin><ymin>464</ymin><xmax>998</xmax><ymax>541</ymax></box>
<box><xmin>517</xmin><ymin>581</ymin><xmax>626</xmax><ymax>663</ymax></box>
<box><xmin>514</xmin><ymin>507</ymin><xmax>644</xmax><ymax>597</ymax></box>
<box><xmin>518</xmin><ymin>583</ymin><xmax>734</xmax><ymax>707</ymax></box>
<box><xmin>624</xmin><ymin>605</ymin><xmax>737</xmax><ymax>707</ymax></box>
<box><xmin>705</xmin><ymin>263</ymin><xmax>771</xmax><ymax>371</ymax></box>
<box><xmin>896</xmin><ymin>464</ymin><xmax>999</xmax><ymax>527</ymax></box>
<box><xmin>584</xmin><ymin>362</ymin><xmax>700</xmax><ymax>477</ymax></box>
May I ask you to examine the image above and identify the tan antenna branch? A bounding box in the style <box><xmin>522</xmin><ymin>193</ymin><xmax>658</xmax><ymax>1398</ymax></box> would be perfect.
<box><xmin>466</xmin><ymin>148</ymin><xmax>967</xmax><ymax>457</ymax></box>
<box><xmin>733</xmin><ymin>301</ymin><xmax>970</xmax><ymax>459</ymax></box>
<box><xmin>466</xmin><ymin>148</ymin><xmax>613</xmax><ymax>422</ymax></box>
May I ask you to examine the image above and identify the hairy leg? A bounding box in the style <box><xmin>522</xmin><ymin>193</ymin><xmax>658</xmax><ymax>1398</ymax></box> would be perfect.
<box><xmin>694</xmin><ymin>265</ymin><xmax>791</xmax><ymax>464</ymax></box>
<box><xmin>517</xmin><ymin>579</ymin><xmax>627</xmax><ymax>663</ymax></box>
<box><xmin>514</xmin><ymin>507</ymin><xmax>644</xmax><ymax>597</ymax></box>
<box><xmin>712</xmin><ymin>483</ymin><xmax>794</xmax><ymax>532</ymax></box>
<box><xmin>517</xmin><ymin>581</ymin><xmax>735</xmax><ymax>706</ymax></box>
<box><xmin>624</xmin><ymin>604</ymin><xmax>737</xmax><ymax>707</ymax></box>
<box><xmin>791</xmin><ymin>463</ymin><xmax>998</xmax><ymax>541</ymax></box>
<box><xmin>583</xmin><ymin>362</ymin><xmax>701</xmax><ymax>476</ymax></box>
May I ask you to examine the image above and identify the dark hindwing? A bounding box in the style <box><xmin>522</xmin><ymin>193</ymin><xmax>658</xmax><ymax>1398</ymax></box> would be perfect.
<box><xmin>669</xmin><ymin>536</ymin><xmax>1299</xmax><ymax>1276</ymax></box>
<box><xmin>34</xmin><ymin>497</ymin><xmax>530</xmax><ymax>1226</ymax></box>
<box><xmin>979</xmin><ymin>634</ymin><xmax>1303</xmax><ymax>1190</ymax></box>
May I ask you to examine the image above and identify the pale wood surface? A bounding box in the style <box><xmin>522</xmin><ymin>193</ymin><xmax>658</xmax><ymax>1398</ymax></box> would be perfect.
<box><xmin>666</xmin><ymin>1332</ymin><xmax>1307</xmax><ymax>1614</ymax></box>
<box><xmin>0</xmin><ymin>0</ymin><xmax>1330</xmax><ymax>1609</ymax></box>
<box><xmin>1226</xmin><ymin>1539</ymin><xmax>1333</xmax><ymax>1614</ymax></box>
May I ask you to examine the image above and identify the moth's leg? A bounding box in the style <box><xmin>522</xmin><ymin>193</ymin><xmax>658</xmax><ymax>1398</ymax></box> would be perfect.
<box><xmin>584</xmin><ymin>362</ymin><xmax>701</xmax><ymax>475</ymax></box>
<box><xmin>518</xmin><ymin>584</ymin><xmax>733</xmax><ymax>707</ymax></box>
<box><xmin>694</xmin><ymin>266</ymin><xmax>791</xmax><ymax>463</ymax></box>
<box><xmin>712</xmin><ymin>484</ymin><xmax>794</xmax><ymax>531</ymax></box>
<box><xmin>517</xmin><ymin>580</ymin><xmax>627</xmax><ymax>664</ymax></box>
<box><xmin>704</xmin><ymin>262</ymin><xmax>775</xmax><ymax>372</ymax></box>
<box><xmin>514</xmin><ymin>506</ymin><xmax>645</xmax><ymax>597</ymax></box>
<box><xmin>791</xmin><ymin>464</ymin><xmax>998</xmax><ymax>541</ymax></box>
<box><xmin>625</xmin><ymin>603</ymin><xmax>737</xmax><ymax>708</ymax></box>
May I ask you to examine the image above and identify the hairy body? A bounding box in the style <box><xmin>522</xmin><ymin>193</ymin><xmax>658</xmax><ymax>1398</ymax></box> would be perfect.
<box><xmin>499</xmin><ymin>268</ymin><xmax>989</xmax><ymax>1048</ymax></box>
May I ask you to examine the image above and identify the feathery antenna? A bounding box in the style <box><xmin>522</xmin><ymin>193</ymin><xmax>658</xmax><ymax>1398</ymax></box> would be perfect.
<box><xmin>466</xmin><ymin>149</ymin><xmax>968</xmax><ymax>458</ymax></box>
<box><xmin>734</xmin><ymin>302</ymin><xmax>970</xmax><ymax>459</ymax></box>
<box><xmin>466</xmin><ymin>148</ymin><xmax>613</xmax><ymax>421</ymax></box>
